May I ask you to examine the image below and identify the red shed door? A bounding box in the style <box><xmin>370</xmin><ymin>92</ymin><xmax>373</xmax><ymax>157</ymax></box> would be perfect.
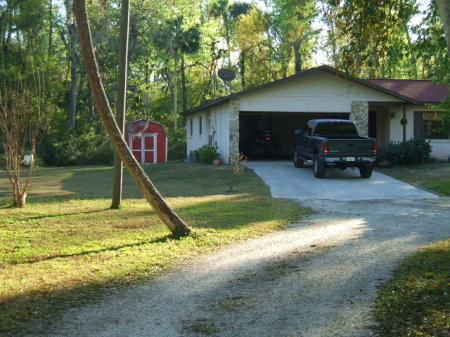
<box><xmin>129</xmin><ymin>133</ymin><xmax>157</xmax><ymax>164</ymax></box>
<box><xmin>130</xmin><ymin>134</ymin><xmax>142</xmax><ymax>163</ymax></box>
<box><xmin>143</xmin><ymin>134</ymin><xmax>157</xmax><ymax>163</ymax></box>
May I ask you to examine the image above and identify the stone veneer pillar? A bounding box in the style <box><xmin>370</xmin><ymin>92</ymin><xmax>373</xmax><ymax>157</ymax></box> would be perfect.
<box><xmin>350</xmin><ymin>101</ymin><xmax>369</xmax><ymax>137</ymax></box>
<box><xmin>229</xmin><ymin>100</ymin><xmax>240</xmax><ymax>163</ymax></box>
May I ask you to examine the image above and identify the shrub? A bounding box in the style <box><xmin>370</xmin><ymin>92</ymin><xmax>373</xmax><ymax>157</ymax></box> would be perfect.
<box><xmin>378</xmin><ymin>138</ymin><xmax>431</xmax><ymax>165</ymax></box>
<box><xmin>38</xmin><ymin>129</ymin><xmax>114</xmax><ymax>166</ymax></box>
<box><xmin>167</xmin><ymin>128</ymin><xmax>187</xmax><ymax>161</ymax></box>
<box><xmin>195</xmin><ymin>145</ymin><xmax>219</xmax><ymax>164</ymax></box>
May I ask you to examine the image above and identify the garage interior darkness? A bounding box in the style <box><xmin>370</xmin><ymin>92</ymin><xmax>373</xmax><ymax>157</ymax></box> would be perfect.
<box><xmin>239</xmin><ymin>112</ymin><xmax>349</xmax><ymax>160</ymax></box>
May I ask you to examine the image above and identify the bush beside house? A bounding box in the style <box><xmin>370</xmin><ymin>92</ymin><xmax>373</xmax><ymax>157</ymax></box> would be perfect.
<box><xmin>378</xmin><ymin>138</ymin><xmax>432</xmax><ymax>165</ymax></box>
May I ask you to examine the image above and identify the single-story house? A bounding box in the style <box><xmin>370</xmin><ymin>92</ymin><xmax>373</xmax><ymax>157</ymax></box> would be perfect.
<box><xmin>185</xmin><ymin>65</ymin><xmax>449</xmax><ymax>163</ymax></box>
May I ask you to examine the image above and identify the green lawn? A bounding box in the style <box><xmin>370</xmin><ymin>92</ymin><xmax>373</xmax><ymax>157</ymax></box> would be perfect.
<box><xmin>0</xmin><ymin>162</ymin><xmax>310</xmax><ymax>336</ymax></box>
<box><xmin>376</xmin><ymin>163</ymin><xmax>450</xmax><ymax>336</ymax></box>
<box><xmin>377</xmin><ymin>162</ymin><xmax>450</xmax><ymax>196</ymax></box>
<box><xmin>375</xmin><ymin>239</ymin><xmax>450</xmax><ymax>337</ymax></box>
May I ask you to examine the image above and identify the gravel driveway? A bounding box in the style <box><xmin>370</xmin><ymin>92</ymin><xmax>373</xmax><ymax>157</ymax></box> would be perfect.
<box><xmin>31</xmin><ymin>162</ymin><xmax>450</xmax><ymax>337</ymax></box>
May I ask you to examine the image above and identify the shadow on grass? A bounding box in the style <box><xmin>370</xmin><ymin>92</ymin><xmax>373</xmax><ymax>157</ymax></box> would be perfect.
<box><xmin>22</xmin><ymin>208</ymin><xmax>110</xmax><ymax>221</ymax></box>
<box><xmin>14</xmin><ymin>235</ymin><xmax>172</xmax><ymax>265</ymax></box>
<box><xmin>0</xmin><ymin>163</ymin><xmax>262</xmax><ymax>205</ymax></box>
<box><xmin>0</xmin><ymin>270</ymin><xmax>163</xmax><ymax>336</ymax></box>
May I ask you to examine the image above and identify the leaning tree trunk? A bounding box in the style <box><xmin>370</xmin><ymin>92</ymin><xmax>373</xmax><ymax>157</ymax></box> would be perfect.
<box><xmin>73</xmin><ymin>0</ymin><xmax>191</xmax><ymax>236</ymax></box>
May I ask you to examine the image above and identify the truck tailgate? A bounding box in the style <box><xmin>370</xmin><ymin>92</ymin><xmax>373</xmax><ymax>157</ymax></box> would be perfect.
<box><xmin>326</xmin><ymin>138</ymin><xmax>375</xmax><ymax>156</ymax></box>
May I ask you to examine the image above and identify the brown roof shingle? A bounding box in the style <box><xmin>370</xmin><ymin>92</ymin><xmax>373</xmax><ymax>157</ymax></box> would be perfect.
<box><xmin>368</xmin><ymin>79</ymin><xmax>449</xmax><ymax>104</ymax></box>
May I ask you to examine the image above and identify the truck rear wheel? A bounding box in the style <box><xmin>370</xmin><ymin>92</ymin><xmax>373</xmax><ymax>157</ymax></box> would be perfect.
<box><xmin>313</xmin><ymin>155</ymin><xmax>326</xmax><ymax>178</ymax></box>
<box><xmin>359</xmin><ymin>165</ymin><xmax>373</xmax><ymax>178</ymax></box>
<box><xmin>293</xmin><ymin>152</ymin><xmax>304</xmax><ymax>168</ymax></box>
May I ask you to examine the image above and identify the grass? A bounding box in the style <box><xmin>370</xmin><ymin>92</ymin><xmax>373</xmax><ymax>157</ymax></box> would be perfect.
<box><xmin>0</xmin><ymin>162</ymin><xmax>310</xmax><ymax>336</ymax></box>
<box><xmin>375</xmin><ymin>239</ymin><xmax>450</xmax><ymax>337</ymax></box>
<box><xmin>376</xmin><ymin>163</ymin><xmax>450</xmax><ymax>336</ymax></box>
<box><xmin>377</xmin><ymin>162</ymin><xmax>450</xmax><ymax>196</ymax></box>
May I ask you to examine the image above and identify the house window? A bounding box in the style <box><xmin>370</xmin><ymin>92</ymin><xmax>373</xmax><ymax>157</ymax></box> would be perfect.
<box><xmin>199</xmin><ymin>116</ymin><xmax>202</xmax><ymax>135</ymax></box>
<box><xmin>422</xmin><ymin>112</ymin><xmax>448</xmax><ymax>139</ymax></box>
<box><xmin>189</xmin><ymin>119</ymin><xmax>193</xmax><ymax>136</ymax></box>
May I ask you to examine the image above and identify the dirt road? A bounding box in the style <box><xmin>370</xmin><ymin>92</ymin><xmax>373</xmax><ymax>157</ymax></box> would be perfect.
<box><xmin>32</xmin><ymin>196</ymin><xmax>450</xmax><ymax>337</ymax></box>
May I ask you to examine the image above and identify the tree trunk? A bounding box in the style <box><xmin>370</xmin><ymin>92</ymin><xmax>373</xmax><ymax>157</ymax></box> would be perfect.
<box><xmin>66</xmin><ymin>0</ymin><xmax>78</xmax><ymax>131</ymax></box>
<box><xmin>173</xmin><ymin>50</ymin><xmax>179</xmax><ymax>130</ymax></box>
<box><xmin>293</xmin><ymin>39</ymin><xmax>302</xmax><ymax>73</ymax></box>
<box><xmin>224</xmin><ymin>13</ymin><xmax>232</xmax><ymax>67</ymax></box>
<box><xmin>48</xmin><ymin>0</ymin><xmax>53</xmax><ymax>59</ymax></box>
<box><xmin>73</xmin><ymin>0</ymin><xmax>191</xmax><ymax>236</ymax></box>
<box><xmin>400</xmin><ymin>0</ymin><xmax>418</xmax><ymax>78</ymax></box>
<box><xmin>436</xmin><ymin>0</ymin><xmax>450</xmax><ymax>52</ymax></box>
<box><xmin>111</xmin><ymin>0</ymin><xmax>130</xmax><ymax>210</ymax></box>
<box><xmin>181</xmin><ymin>55</ymin><xmax>188</xmax><ymax>114</ymax></box>
<box><xmin>239</xmin><ymin>49</ymin><xmax>246</xmax><ymax>90</ymax></box>
<box><xmin>144</xmin><ymin>63</ymin><xmax>151</xmax><ymax>119</ymax></box>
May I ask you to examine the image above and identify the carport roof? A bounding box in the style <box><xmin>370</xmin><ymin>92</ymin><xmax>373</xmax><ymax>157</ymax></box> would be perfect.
<box><xmin>184</xmin><ymin>65</ymin><xmax>446</xmax><ymax>115</ymax></box>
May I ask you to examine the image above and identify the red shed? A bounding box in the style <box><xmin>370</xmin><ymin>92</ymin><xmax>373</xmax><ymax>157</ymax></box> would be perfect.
<box><xmin>125</xmin><ymin>119</ymin><xmax>167</xmax><ymax>164</ymax></box>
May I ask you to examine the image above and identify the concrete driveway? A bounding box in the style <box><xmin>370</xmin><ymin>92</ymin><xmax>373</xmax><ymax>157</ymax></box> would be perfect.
<box><xmin>244</xmin><ymin>160</ymin><xmax>438</xmax><ymax>201</ymax></box>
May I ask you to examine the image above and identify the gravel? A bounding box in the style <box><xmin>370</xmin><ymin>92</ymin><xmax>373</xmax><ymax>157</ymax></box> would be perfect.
<box><xmin>29</xmin><ymin>167</ymin><xmax>450</xmax><ymax>337</ymax></box>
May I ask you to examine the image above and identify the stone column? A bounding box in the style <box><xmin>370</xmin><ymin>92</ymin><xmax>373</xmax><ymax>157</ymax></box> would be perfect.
<box><xmin>350</xmin><ymin>101</ymin><xmax>369</xmax><ymax>137</ymax></box>
<box><xmin>229</xmin><ymin>100</ymin><xmax>240</xmax><ymax>164</ymax></box>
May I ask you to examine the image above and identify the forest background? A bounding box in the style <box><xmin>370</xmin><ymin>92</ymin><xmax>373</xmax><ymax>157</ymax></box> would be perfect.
<box><xmin>0</xmin><ymin>0</ymin><xmax>448</xmax><ymax>166</ymax></box>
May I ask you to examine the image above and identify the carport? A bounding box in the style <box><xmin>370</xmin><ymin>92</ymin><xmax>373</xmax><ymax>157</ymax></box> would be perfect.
<box><xmin>239</xmin><ymin>111</ymin><xmax>349</xmax><ymax>159</ymax></box>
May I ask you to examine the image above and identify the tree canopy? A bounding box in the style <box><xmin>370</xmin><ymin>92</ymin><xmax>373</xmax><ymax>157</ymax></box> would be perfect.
<box><xmin>0</xmin><ymin>0</ymin><xmax>448</xmax><ymax>166</ymax></box>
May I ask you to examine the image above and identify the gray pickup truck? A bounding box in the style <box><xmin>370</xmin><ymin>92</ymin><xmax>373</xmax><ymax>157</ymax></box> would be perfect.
<box><xmin>292</xmin><ymin>119</ymin><xmax>378</xmax><ymax>178</ymax></box>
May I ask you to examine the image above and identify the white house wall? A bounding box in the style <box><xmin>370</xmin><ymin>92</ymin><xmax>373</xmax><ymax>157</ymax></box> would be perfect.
<box><xmin>186</xmin><ymin>102</ymin><xmax>232</xmax><ymax>163</ymax></box>
<box><xmin>238</xmin><ymin>72</ymin><xmax>403</xmax><ymax>113</ymax></box>
<box><xmin>389</xmin><ymin>105</ymin><xmax>450</xmax><ymax>161</ymax></box>
<box><xmin>429</xmin><ymin>140</ymin><xmax>450</xmax><ymax>161</ymax></box>
<box><xmin>186</xmin><ymin>111</ymin><xmax>210</xmax><ymax>159</ymax></box>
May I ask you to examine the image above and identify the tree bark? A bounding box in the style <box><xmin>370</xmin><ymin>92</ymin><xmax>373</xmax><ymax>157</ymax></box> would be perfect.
<box><xmin>181</xmin><ymin>55</ymin><xmax>188</xmax><ymax>114</ymax></box>
<box><xmin>111</xmin><ymin>0</ymin><xmax>130</xmax><ymax>209</ymax></box>
<box><xmin>48</xmin><ymin>0</ymin><xmax>53</xmax><ymax>59</ymax></box>
<box><xmin>436</xmin><ymin>0</ymin><xmax>450</xmax><ymax>52</ymax></box>
<box><xmin>173</xmin><ymin>49</ymin><xmax>179</xmax><ymax>130</ymax></box>
<box><xmin>293</xmin><ymin>39</ymin><xmax>302</xmax><ymax>73</ymax></box>
<box><xmin>239</xmin><ymin>49</ymin><xmax>246</xmax><ymax>90</ymax></box>
<box><xmin>73</xmin><ymin>0</ymin><xmax>191</xmax><ymax>236</ymax></box>
<box><xmin>66</xmin><ymin>0</ymin><xmax>78</xmax><ymax>131</ymax></box>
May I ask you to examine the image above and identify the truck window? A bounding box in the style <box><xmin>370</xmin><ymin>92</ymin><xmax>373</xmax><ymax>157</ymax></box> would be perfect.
<box><xmin>314</xmin><ymin>122</ymin><xmax>358</xmax><ymax>137</ymax></box>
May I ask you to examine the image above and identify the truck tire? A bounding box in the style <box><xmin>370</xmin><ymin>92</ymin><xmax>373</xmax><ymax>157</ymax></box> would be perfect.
<box><xmin>293</xmin><ymin>152</ymin><xmax>304</xmax><ymax>168</ymax></box>
<box><xmin>313</xmin><ymin>155</ymin><xmax>326</xmax><ymax>178</ymax></box>
<box><xmin>359</xmin><ymin>165</ymin><xmax>373</xmax><ymax>178</ymax></box>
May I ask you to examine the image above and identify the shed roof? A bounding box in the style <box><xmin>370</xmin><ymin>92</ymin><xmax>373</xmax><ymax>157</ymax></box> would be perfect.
<box><xmin>368</xmin><ymin>79</ymin><xmax>448</xmax><ymax>104</ymax></box>
<box><xmin>185</xmin><ymin>65</ymin><xmax>448</xmax><ymax>115</ymax></box>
